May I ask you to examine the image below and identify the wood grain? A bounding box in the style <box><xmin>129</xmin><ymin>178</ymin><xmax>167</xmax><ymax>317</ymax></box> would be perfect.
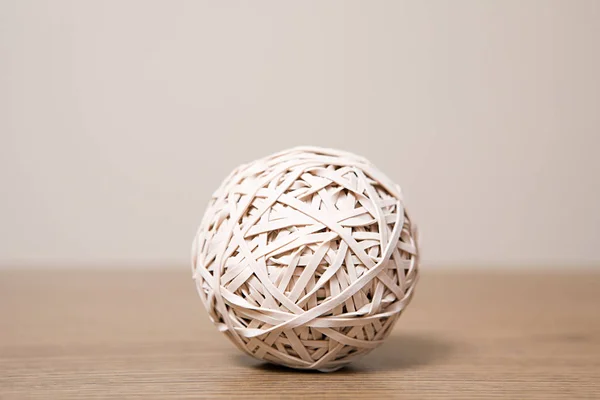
<box><xmin>1</xmin><ymin>269</ymin><xmax>599</xmax><ymax>399</ymax></box>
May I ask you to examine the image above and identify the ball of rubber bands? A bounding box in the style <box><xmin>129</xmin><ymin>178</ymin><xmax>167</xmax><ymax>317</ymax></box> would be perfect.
<box><xmin>191</xmin><ymin>146</ymin><xmax>419</xmax><ymax>371</ymax></box>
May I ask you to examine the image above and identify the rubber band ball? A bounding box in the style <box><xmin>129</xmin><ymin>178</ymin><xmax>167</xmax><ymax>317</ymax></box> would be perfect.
<box><xmin>191</xmin><ymin>146</ymin><xmax>419</xmax><ymax>371</ymax></box>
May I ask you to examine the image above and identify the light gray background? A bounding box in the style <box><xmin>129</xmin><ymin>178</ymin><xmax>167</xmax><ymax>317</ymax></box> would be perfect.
<box><xmin>2</xmin><ymin>1</ymin><xmax>599</xmax><ymax>268</ymax></box>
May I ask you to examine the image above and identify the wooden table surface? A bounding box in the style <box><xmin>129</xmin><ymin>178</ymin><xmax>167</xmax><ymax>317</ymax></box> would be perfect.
<box><xmin>1</xmin><ymin>268</ymin><xmax>599</xmax><ymax>399</ymax></box>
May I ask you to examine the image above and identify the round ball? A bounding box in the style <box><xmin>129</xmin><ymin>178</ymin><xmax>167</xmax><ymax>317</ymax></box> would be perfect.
<box><xmin>192</xmin><ymin>146</ymin><xmax>419</xmax><ymax>371</ymax></box>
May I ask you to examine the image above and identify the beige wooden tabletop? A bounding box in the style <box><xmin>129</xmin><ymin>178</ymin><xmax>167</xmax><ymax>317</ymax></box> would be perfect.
<box><xmin>1</xmin><ymin>268</ymin><xmax>599</xmax><ymax>399</ymax></box>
